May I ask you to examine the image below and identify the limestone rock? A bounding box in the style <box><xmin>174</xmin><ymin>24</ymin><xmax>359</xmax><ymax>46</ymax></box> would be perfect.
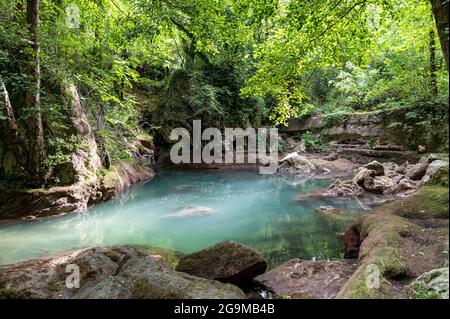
<box><xmin>175</xmin><ymin>241</ymin><xmax>267</xmax><ymax>286</ymax></box>
<box><xmin>353</xmin><ymin>168</ymin><xmax>376</xmax><ymax>186</ymax></box>
<box><xmin>254</xmin><ymin>259</ymin><xmax>356</xmax><ymax>299</ymax></box>
<box><xmin>363</xmin><ymin>176</ymin><xmax>394</xmax><ymax>194</ymax></box>
<box><xmin>364</xmin><ymin>161</ymin><xmax>385</xmax><ymax>176</ymax></box>
<box><xmin>279</xmin><ymin>152</ymin><xmax>316</xmax><ymax>174</ymax></box>
<box><xmin>0</xmin><ymin>246</ymin><xmax>245</xmax><ymax>299</ymax></box>
<box><xmin>323</xmin><ymin>179</ymin><xmax>364</xmax><ymax>197</ymax></box>
<box><xmin>406</xmin><ymin>162</ymin><xmax>429</xmax><ymax>181</ymax></box>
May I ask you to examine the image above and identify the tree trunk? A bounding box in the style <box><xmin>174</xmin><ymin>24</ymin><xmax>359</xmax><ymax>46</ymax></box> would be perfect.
<box><xmin>25</xmin><ymin>0</ymin><xmax>46</xmax><ymax>185</ymax></box>
<box><xmin>1</xmin><ymin>76</ymin><xmax>23</xmax><ymax>159</ymax></box>
<box><xmin>430</xmin><ymin>28</ymin><xmax>438</xmax><ymax>96</ymax></box>
<box><xmin>431</xmin><ymin>0</ymin><xmax>449</xmax><ymax>71</ymax></box>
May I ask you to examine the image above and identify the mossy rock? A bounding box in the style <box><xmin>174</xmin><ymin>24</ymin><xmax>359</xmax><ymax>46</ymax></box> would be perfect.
<box><xmin>428</xmin><ymin>166</ymin><xmax>449</xmax><ymax>187</ymax></box>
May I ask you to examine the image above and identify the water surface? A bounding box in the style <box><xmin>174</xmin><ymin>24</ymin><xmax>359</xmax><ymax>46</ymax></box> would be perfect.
<box><xmin>0</xmin><ymin>170</ymin><xmax>382</xmax><ymax>267</ymax></box>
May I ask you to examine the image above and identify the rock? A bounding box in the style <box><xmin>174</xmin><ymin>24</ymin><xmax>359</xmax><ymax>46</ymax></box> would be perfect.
<box><xmin>175</xmin><ymin>241</ymin><xmax>267</xmax><ymax>286</ymax></box>
<box><xmin>418</xmin><ymin>145</ymin><xmax>427</xmax><ymax>154</ymax></box>
<box><xmin>162</xmin><ymin>206</ymin><xmax>215</xmax><ymax>218</ymax></box>
<box><xmin>427</xmin><ymin>160</ymin><xmax>448</xmax><ymax>173</ymax></box>
<box><xmin>0</xmin><ymin>246</ymin><xmax>245</xmax><ymax>299</ymax></box>
<box><xmin>395</xmin><ymin>162</ymin><xmax>409</xmax><ymax>175</ymax></box>
<box><xmin>426</xmin><ymin>165</ymin><xmax>449</xmax><ymax>187</ymax></box>
<box><xmin>337</xmin><ymin>186</ymin><xmax>449</xmax><ymax>298</ymax></box>
<box><xmin>323</xmin><ymin>152</ymin><xmax>338</xmax><ymax>161</ymax></box>
<box><xmin>279</xmin><ymin>152</ymin><xmax>316</xmax><ymax>174</ymax></box>
<box><xmin>405</xmin><ymin>162</ymin><xmax>429</xmax><ymax>181</ymax></box>
<box><xmin>309</xmin><ymin>158</ymin><xmax>357</xmax><ymax>174</ymax></box>
<box><xmin>364</xmin><ymin>161</ymin><xmax>385</xmax><ymax>176</ymax></box>
<box><xmin>254</xmin><ymin>259</ymin><xmax>356</xmax><ymax>299</ymax></box>
<box><xmin>353</xmin><ymin>168</ymin><xmax>376</xmax><ymax>186</ymax></box>
<box><xmin>61</xmin><ymin>84</ymin><xmax>102</xmax><ymax>185</ymax></box>
<box><xmin>0</xmin><ymin>160</ymin><xmax>154</xmax><ymax>220</ymax></box>
<box><xmin>383</xmin><ymin>177</ymin><xmax>420</xmax><ymax>197</ymax></box>
<box><xmin>406</xmin><ymin>267</ymin><xmax>449</xmax><ymax>299</ymax></box>
<box><xmin>363</xmin><ymin>176</ymin><xmax>394</xmax><ymax>194</ymax></box>
<box><xmin>383</xmin><ymin>162</ymin><xmax>400</xmax><ymax>177</ymax></box>
<box><xmin>314</xmin><ymin>205</ymin><xmax>341</xmax><ymax>215</ymax></box>
<box><xmin>323</xmin><ymin>179</ymin><xmax>364</xmax><ymax>197</ymax></box>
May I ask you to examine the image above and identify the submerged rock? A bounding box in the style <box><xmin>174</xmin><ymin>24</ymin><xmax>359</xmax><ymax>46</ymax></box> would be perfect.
<box><xmin>0</xmin><ymin>246</ymin><xmax>245</xmax><ymax>299</ymax></box>
<box><xmin>314</xmin><ymin>206</ymin><xmax>356</xmax><ymax>232</ymax></box>
<box><xmin>175</xmin><ymin>241</ymin><xmax>267</xmax><ymax>286</ymax></box>
<box><xmin>162</xmin><ymin>205</ymin><xmax>215</xmax><ymax>218</ymax></box>
<box><xmin>254</xmin><ymin>259</ymin><xmax>356</xmax><ymax>299</ymax></box>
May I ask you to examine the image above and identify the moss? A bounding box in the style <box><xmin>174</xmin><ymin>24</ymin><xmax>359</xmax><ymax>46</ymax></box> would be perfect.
<box><xmin>46</xmin><ymin>281</ymin><xmax>60</xmax><ymax>292</ymax></box>
<box><xmin>130</xmin><ymin>245</ymin><xmax>183</xmax><ymax>269</ymax></box>
<box><xmin>0</xmin><ymin>288</ymin><xmax>29</xmax><ymax>299</ymax></box>
<box><xmin>380</xmin><ymin>185</ymin><xmax>449</xmax><ymax>219</ymax></box>
<box><xmin>407</xmin><ymin>282</ymin><xmax>442</xmax><ymax>299</ymax></box>
<box><xmin>427</xmin><ymin>166</ymin><xmax>449</xmax><ymax>187</ymax></box>
<box><xmin>131</xmin><ymin>280</ymin><xmax>181</xmax><ymax>299</ymax></box>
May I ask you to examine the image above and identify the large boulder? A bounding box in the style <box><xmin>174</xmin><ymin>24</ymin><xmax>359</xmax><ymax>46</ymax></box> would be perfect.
<box><xmin>406</xmin><ymin>267</ymin><xmax>449</xmax><ymax>299</ymax></box>
<box><xmin>175</xmin><ymin>241</ymin><xmax>267</xmax><ymax>286</ymax></box>
<box><xmin>254</xmin><ymin>259</ymin><xmax>356</xmax><ymax>299</ymax></box>
<box><xmin>0</xmin><ymin>246</ymin><xmax>245</xmax><ymax>299</ymax></box>
<box><xmin>279</xmin><ymin>152</ymin><xmax>316</xmax><ymax>174</ymax></box>
<box><xmin>405</xmin><ymin>162</ymin><xmax>429</xmax><ymax>181</ymax></box>
<box><xmin>423</xmin><ymin>160</ymin><xmax>449</xmax><ymax>186</ymax></box>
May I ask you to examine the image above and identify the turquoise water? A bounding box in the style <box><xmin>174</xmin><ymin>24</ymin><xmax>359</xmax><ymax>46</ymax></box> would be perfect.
<box><xmin>0</xmin><ymin>170</ymin><xmax>381</xmax><ymax>267</ymax></box>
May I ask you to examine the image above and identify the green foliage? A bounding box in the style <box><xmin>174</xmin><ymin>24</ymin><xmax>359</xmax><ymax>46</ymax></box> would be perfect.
<box><xmin>43</xmin><ymin>135</ymin><xmax>79</xmax><ymax>170</ymax></box>
<box><xmin>299</xmin><ymin>131</ymin><xmax>326</xmax><ymax>152</ymax></box>
<box><xmin>322</xmin><ymin>111</ymin><xmax>350</xmax><ymax>128</ymax></box>
<box><xmin>1</xmin><ymin>0</ymin><xmax>449</xmax><ymax>185</ymax></box>
<box><xmin>408</xmin><ymin>283</ymin><xmax>442</xmax><ymax>299</ymax></box>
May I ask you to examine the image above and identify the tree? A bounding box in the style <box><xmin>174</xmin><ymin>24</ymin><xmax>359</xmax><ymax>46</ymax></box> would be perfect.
<box><xmin>25</xmin><ymin>0</ymin><xmax>46</xmax><ymax>185</ymax></box>
<box><xmin>431</xmin><ymin>0</ymin><xmax>449</xmax><ymax>71</ymax></box>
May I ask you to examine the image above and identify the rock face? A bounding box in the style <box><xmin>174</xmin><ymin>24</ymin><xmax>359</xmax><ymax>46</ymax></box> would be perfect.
<box><xmin>0</xmin><ymin>160</ymin><xmax>154</xmax><ymax>220</ymax></box>
<box><xmin>57</xmin><ymin>84</ymin><xmax>102</xmax><ymax>185</ymax></box>
<box><xmin>406</xmin><ymin>267</ymin><xmax>449</xmax><ymax>299</ymax></box>
<box><xmin>175</xmin><ymin>241</ymin><xmax>267</xmax><ymax>286</ymax></box>
<box><xmin>254</xmin><ymin>259</ymin><xmax>356</xmax><ymax>299</ymax></box>
<box><xmin>0</xmin><ymin>246</ymin><xmax>245</xmax><ymax>299</ymax></box>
